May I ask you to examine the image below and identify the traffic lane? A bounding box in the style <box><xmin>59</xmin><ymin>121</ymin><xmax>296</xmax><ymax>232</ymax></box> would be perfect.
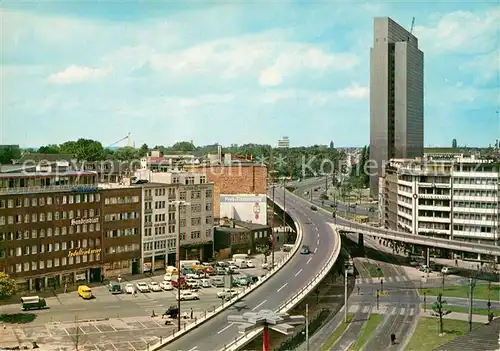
<box><xmin>165</xmin><ymin>208</ymin><xmax>334</xmax><ymax>350</ymax></box>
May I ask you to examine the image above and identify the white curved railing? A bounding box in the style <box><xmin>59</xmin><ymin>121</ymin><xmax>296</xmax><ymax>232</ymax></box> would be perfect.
<box><xmin>151</xmin><ymin>199</ymin><xmax>303</xmax><ymax>350</ymax></box>
<box><xmin>220</xmin><ymin>225</ymin><xmax>342</xmax><ymax>350</ymax></box>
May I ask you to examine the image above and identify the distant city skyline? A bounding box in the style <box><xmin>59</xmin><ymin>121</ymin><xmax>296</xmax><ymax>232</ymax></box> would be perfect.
<box><xmin>2</xmin><ymin>2</ymin><xmax>498</xmax><ymax>148</ymax></box>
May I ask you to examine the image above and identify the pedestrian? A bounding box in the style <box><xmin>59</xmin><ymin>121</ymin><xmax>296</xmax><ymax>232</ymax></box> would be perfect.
<box><xmin>390</xmin><ymin>333</ymin><xmax>396</xmax><ymax>345</ymax></box>
<box><xmin>64</xmin><ymin>283</ymin><xmax>67</xmax><ymax>294</ymax></box>
<box><xmin>357</xmin><ymin>286</ymin><xmax>360</xmax><ymax>295</ymax></box>
<box><xmin>455</xmin><ymin>259</ymin><xmax>458</xmax><ymax>266</ymax></box>
<box><xmin>190</xmin><ymin>308</ymin><xmax>193</xmax><ymax>319</ymax></box>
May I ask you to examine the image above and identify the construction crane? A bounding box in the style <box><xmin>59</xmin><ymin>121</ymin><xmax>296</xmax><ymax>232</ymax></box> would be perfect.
<box><xmin>108</xmin><ymin>133</ymin><xmax>131</xmax><ymax>148</ymax></box>
<box><xmin>410</xmin><ymin>17</ymin><xmax>415</xmax><ymax>35</ymax></box>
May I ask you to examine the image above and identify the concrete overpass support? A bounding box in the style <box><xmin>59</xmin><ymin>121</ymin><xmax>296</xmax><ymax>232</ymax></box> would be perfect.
<box><xmin>358</xmin><ymin>233</ymin><xmax>364</xmax><ymax>252</ymax></box>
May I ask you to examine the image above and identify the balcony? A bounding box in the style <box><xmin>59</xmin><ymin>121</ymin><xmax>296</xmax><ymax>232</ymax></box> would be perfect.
<box><xmin>418</xmin><ymin>205</ymin><xmax>451</xmax><ymax>212</ymax></box>
<box><xmin>418</xmin><ymin>216</ymin><xmax>450</xmax><ymax>223</ymax></box>
<box><xmin>418</xmin><ymin>227</ymin><xmax>450</xmax><ymax>235</ymax></box>
<box><xmin>418</xmin><ymin>193</ymin><xmax>451</xmax><ymax>200</ymax></box>
<box><xmin>145</xmin><ymin>222</ymin><xmax>153</xmax><ymax>227</ymax></box>
<box><xmin>418</xmin><ymin>183</ymin><xmax>450</xmax><ymax>189</ymax></box>
<box><xmin>145</xmin><ymin>208</ymin><xmax>153</xmax><ymax>214</ymax></box>
<box><xmin>0</xmin><ymin>184</ymin><xmax>74</xmax><ymax>195</ymax></box>
<box><xmin>145</xmin><ymin>195</ymin><xmax>153</xmax><ymax>201</ymax></box>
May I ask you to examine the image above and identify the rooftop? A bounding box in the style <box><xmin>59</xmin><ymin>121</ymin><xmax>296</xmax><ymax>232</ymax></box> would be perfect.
<box><xmin>215</xmin><ymin>226</ymin><xmax>248</xmax><ymax>233</ymax></box>
<box><xmin>233</xmin><ymin>220</ymin><xmax>270</xmax><ymax>230</ymax></box>
<box><xmin>0</xmin><ymin>170</ymin><xmax>97</xmax><ymax>179</ymax></box>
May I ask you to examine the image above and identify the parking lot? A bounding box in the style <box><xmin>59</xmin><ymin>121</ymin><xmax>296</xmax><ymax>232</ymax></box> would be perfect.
<box><xmin>0</xmin><ymin>253</ymin><xmax>287</xmax><ymax>350</ymax></box>
<box><xmin>10</xmin><ymin>315</ymin><xmax>184</xmax><ymax>350</ymax></box>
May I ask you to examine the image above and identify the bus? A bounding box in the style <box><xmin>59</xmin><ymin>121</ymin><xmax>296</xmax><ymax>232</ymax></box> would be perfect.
<box><xmin>355</xmin><ymin>215</ymin><xmax>369</xmax><ymax>224</ymax></box>
<box><xmin>180</xmin><ymin>260</ymin><xmax>200</xmax><ymax>268</ymax></box>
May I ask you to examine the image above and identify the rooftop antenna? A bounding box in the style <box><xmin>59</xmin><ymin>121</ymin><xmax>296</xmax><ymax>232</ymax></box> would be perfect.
<box><xmin>410</xmin><ymin>17</ymin><xmax>415</xmax><ymax>35</ymax></box>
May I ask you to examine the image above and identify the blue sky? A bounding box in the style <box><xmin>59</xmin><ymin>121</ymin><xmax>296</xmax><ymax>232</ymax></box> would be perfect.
<box><xmin>1</xmin><ymin>1</ymin><xmax>499</xmax><ymax>148</ymax></box>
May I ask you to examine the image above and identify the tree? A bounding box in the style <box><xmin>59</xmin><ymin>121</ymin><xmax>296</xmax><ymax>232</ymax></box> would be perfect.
<box><xmin>171</xmin><ymin>141</ymin><xmax>196</xmax><ymax>152</ymax></box>
<box><xmin>139</xmin><ymin>143</ymin><xmax>149</xmax><ymax>157</ymax></box>
<box><xmin>0</xmin><ymin>272</ymin><xmax>17</xmax><ymax>299</ymax></box>
<box><xmin>114</xmin><ymin>146</ymin><xmax>139</xmax><ymax>160</ymax></box>
<box><xmin>0</xmin><ymin>146</ymin><xmax>21</xmax><ymax>164</ymax></box>
<box><xmin>37</xmin><ymin>144</ymin><xmax>60</xmax><ymax>154</ymax></box>
<box><xmin>59</xmin><ymin>139</ymin><xmax>104</xmax><ymax>161</ymax></box>
<box><xmin>431</xmin><ymin>293</ymin><xmax>451</xmax><ymax>334</ymax></box>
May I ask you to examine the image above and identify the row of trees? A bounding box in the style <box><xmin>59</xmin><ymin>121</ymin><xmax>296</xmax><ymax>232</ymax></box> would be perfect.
<box><xmin>29</xmin><ymin>139</ymin><xmax>345</xmax><ymax>178</ymax></box>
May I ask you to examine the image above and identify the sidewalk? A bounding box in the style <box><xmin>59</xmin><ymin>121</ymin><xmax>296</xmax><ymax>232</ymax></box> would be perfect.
<box><xmin>419</xmin><ymin>308</ymin><xmax>490</xmax><ymax>323</ymax></box>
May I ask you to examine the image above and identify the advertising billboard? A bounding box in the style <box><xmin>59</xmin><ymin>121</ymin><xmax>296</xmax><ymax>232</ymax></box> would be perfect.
<box><xmin>219</xmin><ymin>194</ymin><xmax>267</xmax><ymax>225</ymax></box>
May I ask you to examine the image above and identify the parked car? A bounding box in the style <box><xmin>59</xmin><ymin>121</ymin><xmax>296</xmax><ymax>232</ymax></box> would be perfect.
<box><xmin>149</xmin><ymin>282</ymin><xmax>162</xmax><ymax>292</ymax></box>
<box><xmin>163</xmin><ymin>305</ymin><xmax>179</xmax><ymax>318</ymax></box>
<box><xmin>246</xmin><ymin>260</ymin><xmax>255</xmax><ymax>268</ymax></box>
<box><xmin>200</xmin><ymin>279</ymin><xmax>212</xmax><ymax>288</ymax></box>
<box><xmin>186</xmin><ymin>272</ymin><xmax>203</xmax><ymax>279</ymax></box>
<box><xmin>186</xmin><ymin>279</ymin><xmax>200</xmax><ymax>289</ymax></box>
<box><xmin>310</xmin><ymin>205</ymin><xmax>317</xmax><ymax>211</ymax></box>
<box><xmin>125</xmin><ymin>283</ymin><xmax>135</xmax><ymax>294</ymax></box>
<box><xmin>177</xmin><ymin>291</ymin><xmax>199</xmax><ymax>301</ymax></box>
<box><xmin>217</xmin><ymin>288</ymin><xmax>239</xmax><ymax>299</ymax></box>
<box><xmin>419</xmin><ymin>265</ymin><xmax>432</xmax><ymax>273</ymax></box>
<box><xmin>136</xmin><ymin>282</ymin><xmax>150</xmax><ymax>293</ymax></box>
<box><xmin>108</xmin><ymin>281</ymin><xmax>122</xmax><ymax>294</ymax></box>
<box><xmin>160</xmin><ymin>281</ymin><xmax>173</xmax><ymax>290</ymax></box>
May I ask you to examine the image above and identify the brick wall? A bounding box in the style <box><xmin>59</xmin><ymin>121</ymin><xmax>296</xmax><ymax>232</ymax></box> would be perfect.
<box><xmin>191</xmin><ymin>165</ymin><xmax>268</xmax><ymax>218</ymax></box>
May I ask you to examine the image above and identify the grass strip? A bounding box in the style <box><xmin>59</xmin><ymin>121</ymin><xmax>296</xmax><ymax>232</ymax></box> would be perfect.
<box><xmin>365</xmin><ymin>263</ymin><xmax>384</xmax><ymax>278</ymax></box>
<box><xmin>405</xmin><ymin>317</ymin><xmax>482</xmax><ymax>351</ymax></box>
<box><xmin>419</xmin><ymin>284</ymin><xmax>499</xmax><ymax>301</ymax></box>
<box><xmin>348</xmin><ymin>313</ymin><xmax>383</xmax><ymax>351</ymax></box>
<box><xmin>320</xmin><ymin>313</ymin><xmax>354</xmax><ymax>351</ymax></box>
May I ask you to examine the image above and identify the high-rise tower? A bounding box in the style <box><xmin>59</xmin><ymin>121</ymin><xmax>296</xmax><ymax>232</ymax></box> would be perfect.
<box><xmin>369</xmin><ymin>17</ymin><xmax>424</xmax><ymax>198</ymax></box>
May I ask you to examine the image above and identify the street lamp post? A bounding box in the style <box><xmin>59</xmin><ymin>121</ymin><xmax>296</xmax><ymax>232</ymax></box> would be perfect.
<box><xmin>171</xmin><ymin>200</ymin><xmax>190</xmax><ymax>332</ymax></box>
<box><xmin>271</xmin><ymin>184</ymin><xmax>275</xmax><ymax>268</ymax></box>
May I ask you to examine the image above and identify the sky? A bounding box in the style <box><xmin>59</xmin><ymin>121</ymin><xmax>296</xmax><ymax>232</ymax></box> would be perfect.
<box><xmin>1</xmin><ymin>1</ymin><xmax>499</xmax><ymax>149</ymax></box>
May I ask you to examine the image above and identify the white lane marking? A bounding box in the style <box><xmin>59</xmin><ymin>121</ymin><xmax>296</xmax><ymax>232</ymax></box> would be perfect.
<box><xmin>188</xmin><ymin>347</ymin><xmax>199</xmax><ymax>351</ymax></box>
<box><xmin>317</xmin><ymin>239</ymin><xmax>320</xmax><ymax>245</ymax></box>
<box><xmin>315</xmin><ymin>227</ymin><xmax>319</xmax><ymax>232</ymax></box>
<box><xmin>306</xmin><ymin>257</ymin><xmax>312</xmax><ymax>264</ymax></box>
<box><xmin>295</xmin><ymin>269</ymin><xmax>303</xmax><ymax>277</ymax></box>
<box><xmin>68</xmin><ymin>308</ymin><xmax>86</xmax><ymax>312</ymax></box>
<box><xmin>307</xmin><ymin>217</ymin><xmax>311</xmax><ymax>221</ymax></box>
<box><xmin>103</xmin><ymin>305</ymin><xmax>121</xmax><ymax>309</ymax></box>
<box><xmin>314</xmin><ymin>248</ymin><xmax>318</xmax><ymax>253</ymax></box>
<box><xmin>252</xmin><ymin>300</ymin><xmax>267</xmax><ymax>311</ymax></box>
<box><xmin>217</xmin><ymin>323</ymin><xmax>233</xmax><ymax>334</ymax></box>
<box><xmin>277</xmin><ymin>283</ymin><xmax>288</xmax><ymax>293</ymax></box>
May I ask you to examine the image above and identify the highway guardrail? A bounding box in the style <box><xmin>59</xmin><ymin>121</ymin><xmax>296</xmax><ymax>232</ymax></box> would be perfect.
<box><xmin>220</xmin><ymin>210</ymin><xmax>342</xmax><ymax>350</ymax></box>
<box><xmin>150</xmin><ymin>198</ymin><xmax>303</xmax><ymax>350</ymax></box>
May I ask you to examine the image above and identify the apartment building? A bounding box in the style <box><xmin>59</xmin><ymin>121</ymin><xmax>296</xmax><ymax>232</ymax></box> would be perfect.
<box><xmin>379</xmin><ymin>156</ymin><xmax>499</xmax><ymax>260</ymax></box>
<box><xmin>0</xmin><ymin>170</ymin><xmax>142</xmax><ymax>292</ymax></box>
<box><xmin>133</xmin><ymin>170</ymin><xmax>215</xmax><ymax>270</ymax></box>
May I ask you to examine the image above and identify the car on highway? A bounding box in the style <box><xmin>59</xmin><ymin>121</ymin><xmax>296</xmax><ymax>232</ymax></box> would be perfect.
<box><xmin>177</xmin><ymin>291</ymin><xmax>199</xmax><ymax>301</ymax></box>
<box><xmin>160</xmin><ymin>281</ymin><xmax>173</xmax><ymax>290</ymax></box>
<box><xmin>217</xmin><ymin>288</ymin><xmax>239</xmax><ymax>300</ymax></box>
<box><xmin>310</xmin><ymin>205</ymin><xmax>317</xmax><ymax>211</ymax></box>
<box><xmin>125</xmin><ymin>283</ymin><xmax>136</xmax><ymax>294</ymax></box>
<box><xmin>136</xmin><ymin>282</ymin><xmax>150</xmax><ymax>293</ymax></box>
<box><xmin>300</xmin><ymin>245</ymin><xmax>310</xmax><ymax>255</ymax></box>
<box><xmin>441</xmin><ymin>267</ymin><xmax>456</xmax><ymax>274</ymax></box>
<box><xmin>149</xmin><ymin>282</ymin><xmax>162</xmax><ymax>292</ymax></box>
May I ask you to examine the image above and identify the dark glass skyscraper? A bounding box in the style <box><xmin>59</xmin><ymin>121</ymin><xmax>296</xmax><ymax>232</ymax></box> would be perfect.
<box><xmin>369</xmin><ymin>17</ymin><xmax>424</xmax><ymax>198</ymax></box>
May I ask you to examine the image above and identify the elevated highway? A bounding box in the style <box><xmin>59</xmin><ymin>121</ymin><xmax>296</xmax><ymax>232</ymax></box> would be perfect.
<box><xmin>291</xmin><ymin>178</ymin><xmax>500</xmax><ymax>257</ymax></box>
<box><xmin>161</xmin><ymin>187</ymin><xmax>338</xmax><ymax>351</ymax></box>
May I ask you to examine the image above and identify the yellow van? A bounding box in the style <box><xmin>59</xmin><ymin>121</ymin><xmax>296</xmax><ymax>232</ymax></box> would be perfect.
<box><xmin>78</xmin><ymin>285</ymin><xmax>92</xmax><ymax>299</ymax></box>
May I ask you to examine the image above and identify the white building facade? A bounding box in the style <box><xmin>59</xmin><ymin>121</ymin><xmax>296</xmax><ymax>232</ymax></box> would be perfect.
<box><xmin>382</xmin><ymin>156</ymin><xmax>499</xmax><ymax>260</ymax></box>
<box><xmin>135</xmin><ymin>171</ymin><xmax>215</xmax><ymax>272</ymax></box>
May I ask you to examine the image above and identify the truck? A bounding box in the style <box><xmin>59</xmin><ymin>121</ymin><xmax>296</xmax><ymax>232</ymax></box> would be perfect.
<box><xmin>21</xmin><ymin>296</ymin><xmax>47</xmax><ymax>311</ymax></box>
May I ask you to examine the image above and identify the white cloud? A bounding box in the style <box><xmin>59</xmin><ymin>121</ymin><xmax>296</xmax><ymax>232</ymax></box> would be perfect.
<box><xmin>47</xmin><ymin>65</ymin><xmax>110</xmax><ymax>84</ymax></box>
<box><xmin>259</xmin><ymin>68</ymin><xmax>283</xmax><ymax>87</ymax></box>
<box><xmin>127</xmin><ymin>33</ymin><xmax>361</xmax><ymax>83</ymax></box>
<box><xmin>173</xmin><ymin>94</ymin><xmax>235</xmax><ymax>107</ymax></box>
<box><xmin>460</xmin><ymin>49</ymin><xmax>500</xmax><ymax>84</ymax></box>
<box><xmin>414</xmin><ymin>8</ymin><xmax>499</xmax><ymax>54</ymax></box>
<box><xmin>337</xmin><ymin>83</ymin><xmax>369</xmax><ymax>99</ymax></box>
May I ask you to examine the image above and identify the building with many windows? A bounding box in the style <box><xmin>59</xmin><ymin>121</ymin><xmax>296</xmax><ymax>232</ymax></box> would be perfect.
<box><xmin>0</xmin><ymin>170</ymin><xmax>142</xmax><ymax>292</ymax></box>
<box><xmin>379</xmin><ymin>155</ymin><xmax>499</xmax><ymax>260</ymax></box>
<box><xmin>132</xmin><ymin>170</ymin><xmax>215</xmax><ymax>270</ymax></box>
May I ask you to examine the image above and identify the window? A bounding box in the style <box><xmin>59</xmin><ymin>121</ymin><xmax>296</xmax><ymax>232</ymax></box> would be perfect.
<box><xmin>31</xmin><ymin>261</ymin><xmax>37</xmax><ymax>271</ymax></box>
<box><xmin>54</xmin><ymin>258</ymin><xmax>60</xmax><ymax>267</ymax></box>
<box><xmin>24</xmin><ymin>262</ymin><xmax>29</xmax><ymax>271</ymax></box>
<box><xmin>47</xmin><ymin>196</ymin><xmax>52</xmax><ymax>205</ymax></box>
<box><xmin>31</xmin><ymin>245</ymin><xmax>37</xmax><ymax>254</ymax></box>
<box><xmin>39</xmin><ymin>261</ymin><xmax>45</xmax><ymax>269</ymax></box>
<box><xmin>16</xmin><ymin>263</ymin><xmax>22</xmax><ymax>272</ymax></box>
<box><xmin>46</xmin><ymin>259</ymin><xmax>52</xmax><ymax>268</ymax></box>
